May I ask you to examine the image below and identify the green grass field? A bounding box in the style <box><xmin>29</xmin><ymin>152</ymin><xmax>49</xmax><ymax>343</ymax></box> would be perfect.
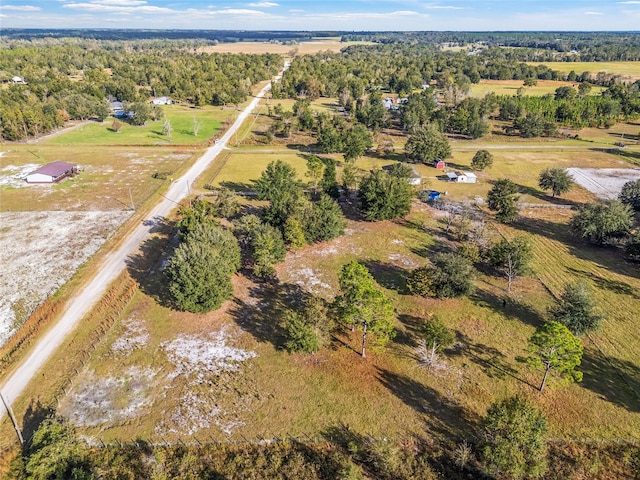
<box><xmin>527</xmin><ymin>61</ymin><xmax>640</xmax><ymax>78</ymax></box>
<box><xmin>44</xmin><ymin>105</ymin><xmax>233</xmax><ymax>146</ymax></box>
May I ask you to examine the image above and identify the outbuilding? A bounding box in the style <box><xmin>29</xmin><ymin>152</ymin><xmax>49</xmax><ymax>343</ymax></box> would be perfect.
<box><xmin>151</xmin><ymin>96</ymin><xmax>172</xmax><ymax>105</ymax></box>
<box><xmin>382</xmin><ymin>163</ymin><xmax>422</xmax><ymax>186</ymax></box>
<box><xmin>433</xmin><ymin>159</ymin><xmax>446</xmax><ymax>170</ymax></box>
<box><xmin>25</xmin><ymin>161</ymin><xmax>78</xmax><ymax>184</ymax></box>
<box><xmin>446</xmin><ymin>171</ymin><xmax>477</xmax><ymax>183</ymax></box>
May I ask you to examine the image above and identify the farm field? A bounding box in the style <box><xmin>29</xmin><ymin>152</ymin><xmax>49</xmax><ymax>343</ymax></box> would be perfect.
<box><xmin>470</xmin><ymin>79</ymin><xmax>606</xmax><ymax>97</ymax></box>
<box><xmin>527</xmin><ymin>61</ymin><xmax>640</xmax><ymax>79</ymax></box>
<box><xmin>198</xmin><ymin>38</ymin><xmax>374</xmax><ymax>55</ymax></box>
<box><xmin>45</xmin><ymin>105</ymin><xmax>233</xmax><ymax>146</ymax></box>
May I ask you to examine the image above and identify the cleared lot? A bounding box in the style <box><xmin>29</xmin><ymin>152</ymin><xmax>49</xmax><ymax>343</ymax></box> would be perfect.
<box><xmin>0</xmin><ymin>210</ymin><xmax>131</xmax><ymax>347</ymax></box>
<box><xmin>567</xmin><ymin>167</ymin><xmax>640</xmax><ymax>200</ymax></box>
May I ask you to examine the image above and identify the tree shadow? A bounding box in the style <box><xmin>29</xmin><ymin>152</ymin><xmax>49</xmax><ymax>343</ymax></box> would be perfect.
<box><xmin>454</xmin><ymin>331</ymin><xmax>536</xmax><ymax>389</ymax></box>
<box><xmin>125</xmin><ymin>218</ymin><xmax>176</xmax><ymax>307</ymax></box>
<box><xmin>395</xmin><ymin>314</ymin><xmax>425</xmax><ymax>349</ymax></box>
<box><xmin>580</xmin><ymin>349</ymin><xmax>640</xmax><ymax>413</ymax></box>
<box><xmin>228</xmin><ymin>281</ymin><xmax>311</xmax><ymax>349</ymax></box>
<box><xmin>567</xmin><ymin>267</ymin><xmax>640</xmax><ymax>299</ymax></box>
<box><xmin>375</xmin><ymin>368</ymin><xmax>480</xmax><ymax>438</ymax></box>
<box><xmin>516</xmin><ymin>183</ymin><xmax>582</xmax><ymax>208</ymax></box>
<box><xmin>472</xmin><ymin>286</ymin><xmax>546</xmax><ymax>329</ymax></box>
<box><xmin>219</xmin><ymin>180</ymin><xmax>255</xmax><ymax>192</ymax></box>
<box><xmin>361</xmin><ymin>259</ymin><xmax>409</xmax><ymax>294</ymax></box>
<box><xmin>21</xmin><ymin>399</ymin><xmax>55</xmax><ymax>447</ymax></box>
<box><xmin>512</xmin><ymin>214</ymin><xmax>640</xmax><ymax>280</ymax></box>
<box><xmin>590</xmin><ymin>147</ymin><xmax>640</xmax><ymax>165</ymax></box>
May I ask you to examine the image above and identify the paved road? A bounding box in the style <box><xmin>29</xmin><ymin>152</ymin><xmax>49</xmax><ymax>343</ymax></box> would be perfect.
<box><xmin>0</xmin><ymin>63</ymin><xmax>289</xmax><ymax>420</ymax></box>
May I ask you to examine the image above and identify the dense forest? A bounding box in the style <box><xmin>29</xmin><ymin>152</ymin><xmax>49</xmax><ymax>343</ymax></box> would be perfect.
<box><xmin>0</xmin><ymin>42</ymin><xmax>280</xmax><ymax>140</ymax></box>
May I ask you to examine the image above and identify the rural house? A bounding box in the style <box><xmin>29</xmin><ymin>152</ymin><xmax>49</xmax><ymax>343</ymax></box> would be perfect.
<box><xmin>433</xmin><ymin>159</ymin><xmax>446</xmax><ymax>170</ymax></box>
<box><xmin>151</xmin><ymin>96</ymin><xmax>172</xmax><ymax>105</ymax></box>
<box><xmin>446</xmin><ymin>171</ymin><xmax>477</xmax><ymax>183</ymax></box>
<box><xmin>25</xmin><ymin>161</ymin><xmax>78</xmax><ymax>184</ymax></box>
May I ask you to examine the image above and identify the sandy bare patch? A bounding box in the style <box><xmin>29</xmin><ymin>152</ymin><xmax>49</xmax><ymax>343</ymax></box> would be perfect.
<box><xmin>161</xmin><ymin>329</ymin><xmax>257</xmax><ymax>385</ymax></box>
<box><xmin>567</xmin><ymin>168</ymin><xmax>640</xmax><ymax>200</ymax></box>
<box><xmin>110</xmin><ymin>316</ymin><xmax>149</xmax><ymax>356</ymax></box>
<box><xmin>61</xmin><ymin>366</ymin><xmax>158</xmax><ymax>427</ymax></box>
<box><xmin>0</xmin><ymin>163</ymin><xmax>40</xmax><ymax>188</ymax></box>
<box><xmin>0</xmin><ymin>210</ymin><xmax>131</xmax><ymax>346</ymax></box>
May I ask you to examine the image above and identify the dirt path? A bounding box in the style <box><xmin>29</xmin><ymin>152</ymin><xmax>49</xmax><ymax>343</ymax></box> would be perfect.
<box><xmin>29</xmin><ymin>121</ymin><xmax>93</xmax><ymax>144</ymax></box>
<box><xmin>0</xmin><ymin>62</ymin><xmax>289</xmax><ymax>420</ymax></box>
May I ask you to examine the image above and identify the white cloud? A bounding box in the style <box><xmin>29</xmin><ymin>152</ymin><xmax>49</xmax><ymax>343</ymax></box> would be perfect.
<box><xmin>617</xmin><ymin>1</ymin><xmax>640</xmax><ymax>3</ymax></box>
<box><xmin>186</xmin><ymin>7</ymin><xmax>270</xmax><ymax>16</ymax></box>
<box><xmin>424</xmin><ymin>5</ymin><xmax>464</xmax><ymax>10</ymax></box>
<box><xmin>248</xmin><ymin>1</ymin><xmax>278</xmax><ymax>7</ymax></box>
<box><xmin>288</xmin><ymin>9</ymin><xmax>303</xmax><ymax>13</ymax></box>
<box><xmin>0</xmin><ymin>5</ymin><xmax>42</xmax><ymax>11</ymax></box>
<box><xmin>584</xmin><ymin>11</ymin><xmax>604</xmax><ymax>15</ymax></box>
<box><xmin>62</xmin><ymin>1</ymin><xmax>173</xmax><ymax>13</ymax></box>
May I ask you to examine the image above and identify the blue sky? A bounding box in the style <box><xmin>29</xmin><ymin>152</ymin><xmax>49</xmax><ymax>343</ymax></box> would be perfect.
<box><xmin>0</xmin><ymin>1</ymin><xmax>639</xmax><ymax>31</ymax></box>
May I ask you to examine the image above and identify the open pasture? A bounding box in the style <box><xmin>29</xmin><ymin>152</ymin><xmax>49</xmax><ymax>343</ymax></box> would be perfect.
<box><xmin>198</xmin><ymin>38</ymin><xmax>373</xmax><ymax>55</ymax></box>
<box><xmin>0</xmin><ymin>145</ymin><xmax>198</xmax><ymax>212</ymax></box>
<box><xmin>528</xmin><ymin>61</ymin><xmax>640</xmax><ymax>80</ymax></box>
<box><xmin>44</xmin><ymin>105</ymin><xmax>231</xmax><ymax>146</ymax></box>
<box><xmin>470</xmin><ymin>79</ymin><xmax>605</xmax><ymax>97</ymax></box>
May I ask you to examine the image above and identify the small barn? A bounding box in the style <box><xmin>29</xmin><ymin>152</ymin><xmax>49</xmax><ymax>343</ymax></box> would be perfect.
<box><xmin>433</xmin><ymin>159</ymin><xmax>446</xmax><ymax>170</ymax></box>
<box><xmin>447</xmin><ymin>171</ymin><xmax>477</xmax><ymax>184</ymax></box>
<box><xmin>25</xmin><ymin>161</ymin><xmax>78</xmax><ymax>184</ymax></box>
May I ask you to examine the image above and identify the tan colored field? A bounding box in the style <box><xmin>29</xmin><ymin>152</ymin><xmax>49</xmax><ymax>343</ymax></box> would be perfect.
<box><xmin>198</xmin><ymin>39</ymin><xmax>373</xmax><ymax>55</ymax></box>
<box><xmin>528</xmin><ymin>61</ymin><xmax>640</xmax><ymax>80</ymax></box>
<box><xmin>470</xmin><ymin>79</ymin><xmax>605</xmax><ymax>97</ymax></box>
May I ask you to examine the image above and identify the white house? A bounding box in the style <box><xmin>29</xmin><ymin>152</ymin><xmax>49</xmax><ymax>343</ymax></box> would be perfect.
<box><xmin>382</xmin><ymin>164</ymin><xmax>422</xmax><ymax>186</ymax></box>
<box><xmin>447</xmin><ymin>171</ymin><xmax>477</xmax><ymax>183</ymax></box>
<box><xmin>151</xmin><ymin>96</ymin><xmax>172</xmax><ymax>105</ymax></box>
<box><xmin>25</xmin><ymin>161</ymin><xmax>78</xmax><ymax>184</ymax></box>
<box><xmin>12</xmin><ymin>76</ymin><xmax>26</xmax><ymax>84</ymax></box>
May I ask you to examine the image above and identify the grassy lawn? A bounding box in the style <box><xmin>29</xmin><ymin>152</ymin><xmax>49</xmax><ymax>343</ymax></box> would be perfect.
<box><xmin>0</xmin><ymin>145</ymin><xmax>200</xmax><ymax>211</ymax></box>
<box><xmin>44</xmin><ymin>105</ymin><xmax>234</xmax><ymax>146</ymax></box>
<box><xmin>527</xmin><ymin>61</ymin><xmax>640</xmax><ymax>79</ymax></box>
<box><xmin>470</xmin><ymin>79</ymin><xmax>606</xmax><ymax>97</ymax></box>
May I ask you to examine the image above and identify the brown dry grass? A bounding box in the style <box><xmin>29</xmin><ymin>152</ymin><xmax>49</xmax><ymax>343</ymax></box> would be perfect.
<box><xmin>198</xmin><ymin>39</ymin><xmax>372</xmax><ymax>55</ymax></box>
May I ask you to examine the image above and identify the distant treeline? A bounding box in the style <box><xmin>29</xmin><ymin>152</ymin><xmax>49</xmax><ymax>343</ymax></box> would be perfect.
<box><xmin>0</xmin><ymin>43</ymin><xmax>281</xmax><ymax>141</ymax></box>
<box><xmin>0</xmin><ymin>29</ymin><xmax>341</xmax><ymax>43</ymax></box>
<box><xmin>341</xmin><ymin>31</ymin><xmax>640</xmax><ymax>61</ymax></box>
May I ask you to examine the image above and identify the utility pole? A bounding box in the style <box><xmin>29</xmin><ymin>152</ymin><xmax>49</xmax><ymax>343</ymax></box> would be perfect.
<box><xmin>0</xmin><ymin>391</ymin><xmax>24</xmax><ymax>446</ymax></box>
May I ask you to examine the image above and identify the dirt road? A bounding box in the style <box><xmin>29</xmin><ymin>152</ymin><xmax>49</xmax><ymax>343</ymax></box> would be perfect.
<box><xmin>0</xmin><ymin>63</ymin><xmax>289</xmax><ymax>420</ymax></box>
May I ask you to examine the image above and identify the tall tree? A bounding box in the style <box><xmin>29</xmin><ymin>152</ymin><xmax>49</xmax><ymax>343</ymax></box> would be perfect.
<box><xmin>486</xmin><ymin>236</ymin><xmax>533</xmax><ymax>293</ymax></box>
<box><xmin>408</xmin><ymin>252</ymin><xmax>476</xmax><ymax>299</ymax></box>
<box><xmin>570</xmin><ymin>200</ymin><xmax>633</xmax><ymax>245</ymax></box>
<box><xmin>470</xmin><ymin>149</ymin><xmax>494</xmax><ymax>171</ymax></box>
<box><xmin>305</xmin><ymin>155</ymin><xmax>324</xmax><ymax>194</ymax></box>
<box><xmin>320</xmin><ymin>157</ymin><xmax>340</xmax><ymax>198</ymax></box>
<box><xmin>254</xmin><ymin>160</ymin><xmax>304</xmax><ymax>228</ymax></box>
<box><xmin>487</xmin><ymin>178</ymin><xmax>519</xmax><ymax>223</ymax></box>
<box><xmin>538</xmin><ymin>168</ymin><xmax>574</xmax><ymax>198</ymax></box>
<box><xmin>335</xmin><ymin>261</ymin><xmax>395</xmax><ymax>358</ymax></box>
<box><xmin>342</xmin><ymin>123</ymin><xmax>373</xmax><ymax>161</ymax></box>
<box><xmin>166</xmin><ymin>223</ymin><xmax>241</xmax><ymax>313</ymax></box>
<box><xmin>548</xmin><ymin>281</ymin><xmax>602</xmax><ymax>335</ymax></box>
<box><xmin>480</xmin><ymin>395</ymin><xmax>548</xmax><ymax>479</ymax></box>
<box><xmin>404</xmin><ymin>125</ymin><xmax>451</xmax><ymax>164</ymax></box>
<box><xmin>527</xmin><ymin>321</ymin><xmax>583</xmax><ymax>392</ymax></box>
<box><xmin>619</xmin><ymin>179</ymin><xmax>640</xmax><ymax>211</ymax></box>
<box><xmin>358</xmin><ymin>166</ymin><xmax>414</xmax><ymax>221</ymax></box>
